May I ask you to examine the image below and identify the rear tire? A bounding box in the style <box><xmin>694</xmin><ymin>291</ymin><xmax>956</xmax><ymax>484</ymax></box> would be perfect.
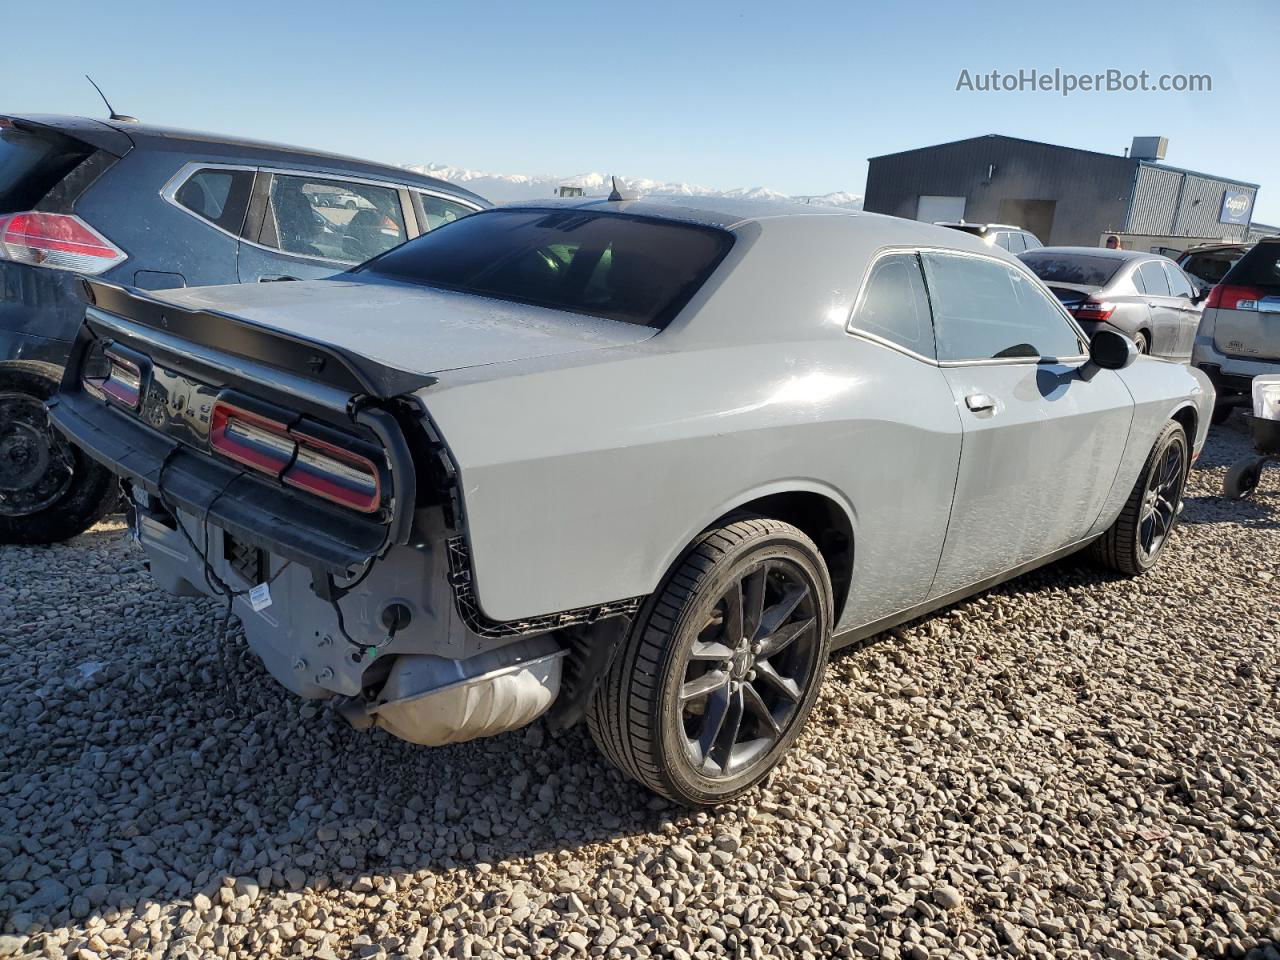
<box><xmin>0</xmin><ymin>361</ymin><xmax>117</xmax><ymax>545</ymax></box>
<box><xmin>1090</xmin><ymin>421</ymin><xmax>1188</xmax><ymax>576</ymax></box>
<box><xmin>587</xmin><ymin>517</ymin><xmax>833</xmax><ymax>807</ymax></box>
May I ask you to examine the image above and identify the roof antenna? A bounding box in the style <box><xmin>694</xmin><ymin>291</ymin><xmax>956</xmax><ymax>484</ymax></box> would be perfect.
<box><xmin>607</xmin><ymin>175</ymin><xmax>637</xmax><ymax>202</ymax></box>
<box><xmin>84</xmin><ymin>75</ymin><xmax>137</xmax><ymax>122</ymax></box>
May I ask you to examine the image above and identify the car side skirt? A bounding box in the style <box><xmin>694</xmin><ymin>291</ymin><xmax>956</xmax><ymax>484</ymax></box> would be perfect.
<box><xmin>831</xmin><ymin>535</ymin><xmax>1100</xmax><ymax>651</ymax></box>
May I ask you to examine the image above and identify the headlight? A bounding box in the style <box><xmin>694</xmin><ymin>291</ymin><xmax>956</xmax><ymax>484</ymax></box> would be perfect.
<box><xmin>1253</xmin><ymin>375</ymin><xmax>1280</xmax><ymax>420</ymax></box>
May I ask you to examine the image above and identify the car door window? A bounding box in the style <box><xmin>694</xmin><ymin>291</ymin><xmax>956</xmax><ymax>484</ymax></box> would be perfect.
<box><xmin>173</xmin><ymin>168</ymin><xmax>254</xmax><ymax>234</ymax></box>
<box><xmin>413</xmin><ymin>192</ymin><xmax>477</xmax><ymax>232</ymax></box>
<box><xmin>922</xmin><ymin>252</ymin><xmax>1084</xmax><ymax>361</ymax></box>
<box><xmin>1163</xmin><ymin>262</ymin><xmax>1195</xmax><ymax>299</ymax></box>
<box><xmin>1137</xmin><ymin>261</ymin><xmax>1171</xmax><ymax>297</ymax></box>
<box><xmin>263</xmin><ymin>174</ymin><xmax>406</xmax><ymax>264</ymax></box>
<box><xmin>849</xmin><ymin>253</ymin><xmax>935</xmax><ymax>359</ymax></box>
<box><xmin>1005</xmin><ymin>232</ymin><xmax>1026</xmax><ymax>253</ymax></box>
<box><xmin>1021</xmin><ymin>233</ymin><xmax>1042</xmax><ymax>251</ymax></box>
<box><xmin>991</xmin><ymin>232</ymin><xmax>1011</xmax><ymax>251</ymax></box>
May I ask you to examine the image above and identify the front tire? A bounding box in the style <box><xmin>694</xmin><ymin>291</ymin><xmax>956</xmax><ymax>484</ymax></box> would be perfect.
<box><xmin>1091</xmin><ymin>420</ymin><xmax>1188</xmax><ymax>576</ymax></box>
<box><xmin>0</xmin><ymin>361</ymin><xmax>117</xmax><ymax>544</ymax></box>
<box><xmin>587</xmin><ymin>517</ymin><xmax>833</xmax><ymax>806</ymax></box>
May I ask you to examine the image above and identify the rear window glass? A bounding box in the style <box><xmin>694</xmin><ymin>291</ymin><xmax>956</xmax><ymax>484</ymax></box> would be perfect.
<box><xmin>0</xmin><ymin>122</ymin><xmax>93</xmax><ymax>213</ymax></box>
<box><xmin>356</xmin><ymin>209</ymin><xmax>734</xmax><ymax>328</ymax></box>
<box><xmin>1225</xmin><ymin>242</ymin><xmax>1280</xmax><ymax>289</ymax></box>
<box><xmin>1018</xmin><ymin>252</ymin><xmax>1123</xmax><ymax>287</ymax></box>
<box><xmin>1180</xmin><ymin>250</ymin><xmax>1243</xmax><ymax>286</ymax></box>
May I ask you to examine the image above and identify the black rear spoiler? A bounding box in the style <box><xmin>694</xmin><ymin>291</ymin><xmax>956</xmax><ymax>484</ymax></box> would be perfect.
<box><xmin>80</xmin><ymin>279</ymin><xmax>437</xmax><ymax>399</ymax></box>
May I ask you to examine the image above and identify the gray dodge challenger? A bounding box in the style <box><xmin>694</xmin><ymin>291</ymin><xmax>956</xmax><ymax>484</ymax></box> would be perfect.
<box><xmin>49</xmin><ymin>197</ymin><xmax>1214</xmax><ymax>806</ymax></box>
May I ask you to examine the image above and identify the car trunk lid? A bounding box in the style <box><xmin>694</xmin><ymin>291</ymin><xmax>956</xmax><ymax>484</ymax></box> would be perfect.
<box><xmin>1045</xmin><ymin>283</ymin><xmax>1101</xmax><ymax>310</ymax></box>
<box><xmin>151</xmin><ymin>277</ymin><xmax>659</xmax><ymax>378</ymax></box>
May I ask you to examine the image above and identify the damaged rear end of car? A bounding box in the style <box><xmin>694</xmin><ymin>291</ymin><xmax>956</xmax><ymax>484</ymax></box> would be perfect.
<box><xmin>48</xmin><ymin>279</ymin><xmax>615</xmax><ymax>747</ymax></box>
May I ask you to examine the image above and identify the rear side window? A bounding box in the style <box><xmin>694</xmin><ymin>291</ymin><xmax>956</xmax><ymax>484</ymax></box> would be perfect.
<box><xmin>174</xmin><ymin>168</ymin><xmax>254</xmax><ymax>234</ymax></box>
<box><xmin>263</xmin><ymin>174</ymin><xmax>407</xmax><ymax>264</ymax></box>
<box><xmin>1137</xmin><ymin>261</ymin><xmax>1171</xmax><ymax>296</ymax></box>
<box><xmin>850</xmin><ymin>253</ymin><xmax>935</xmax><ymax>358</ymax></box>
<box><xmin>1005</xmin><ymin>232</ymin><xmax>1027</xmax><ymax>253</ymax></box>
<box><xmin>1019</xmin><ymin>252</ymin><xmax>1122</xmax><ymax>287</ymax></box>
<box><xmin>1163</xmin><ymin>263</ymin><xmax>1196</xmax><ymax>298</ymax></box>
<box><xmin>923</xmin><ymin>252</ymin><xmax>1083</xmax><ymax>362</ymax></box>
<box><xmin>1022</xmin><ymin>233</ymin><xmax>1042</xmax><ymax>251</ymax></box>
<box><xmin>414</xmin><ymin>192</ymin><xmax>476</xmax><ymax>232</ymax></box>
<box><xmin>357</xmin><ymin>209</ymin><xmax>735</xmax><ymax>329</ymax></box>
<box><xmin>0</xmin><ymin>121</ymin><xmax>93</xmax><ymax>212</ymax></box>
<box><xmin>1225</xmin><ymin>242</ymin><xmax>1280</xmax><ymax>289</ymax></box>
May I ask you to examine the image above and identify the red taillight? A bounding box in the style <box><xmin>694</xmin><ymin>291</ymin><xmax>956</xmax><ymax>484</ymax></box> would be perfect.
<box><xmin>208</xmin><ymin>398</ymin><xmax>383</xmax><ymax>513</ymax></box>
<box><xmin>0</xmin><ymin>212</ymin><xmax>126</xmax><ymax>274</ymax></box>
<box><xmin>83</xmin><ymin>349</ymin><xmax>142</xmax><ymax>410</ymax></box>
<box><xmin>1073</xmin><ymin>298</ymin><xmax>1116</xmax><ymax>322</ymax></box>
<box><xmin>209</xmin><ymin>402</ymin><xmax>296</xmax><ymax>477</ymax></box>
<box><xmin>283</xmin><ymin>432</ymin><xmax>382</xmax><ymax>513</ymax></box>
<box><xmin>1205</xmin><ymin>284</ymin><xmax>1261</xmax><ymax>311</ymax></box>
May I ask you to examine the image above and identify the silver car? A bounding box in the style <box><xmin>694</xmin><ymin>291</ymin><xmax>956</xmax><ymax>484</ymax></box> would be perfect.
<box><xmin>1019</xmin><ymin>247</ymin><xmax>1205</xmax><ymax>360</ymax></box>
<box><xmin>1192</xmin><ymin>236</ymin><xmax>1280</xmax><ymax>422</ymax></box>
<box><xmin>50</xmin><ymin>199</ymin><xmax>1213</xmax><ymax>806</ymax></box>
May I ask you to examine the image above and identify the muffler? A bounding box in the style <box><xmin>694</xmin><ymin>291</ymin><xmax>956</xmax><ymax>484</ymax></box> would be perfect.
<box><xmin>345</xmin><ymin>636</ymin><xmax>566</xmax><ymax>746</ymax></box>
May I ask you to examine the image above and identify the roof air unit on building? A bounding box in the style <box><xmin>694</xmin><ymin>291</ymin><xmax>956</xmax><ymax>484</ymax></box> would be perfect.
<box><xmin>1130</xmin><ymin>136</ymin><xmax>1169</xmax><ymax>162</ymax></box>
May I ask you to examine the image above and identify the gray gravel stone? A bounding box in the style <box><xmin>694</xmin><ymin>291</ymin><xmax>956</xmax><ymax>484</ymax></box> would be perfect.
<box><xmin>1</xmin><ymin>421</ymin><xmax>1277</xmax><ymax>959</ymax></box>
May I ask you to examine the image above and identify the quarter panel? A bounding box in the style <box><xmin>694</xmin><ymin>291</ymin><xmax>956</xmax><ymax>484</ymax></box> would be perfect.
<box><xmin>422</xmin><ymin>338</ymin><xmax>963</xmax><ymax>628</ymax></box>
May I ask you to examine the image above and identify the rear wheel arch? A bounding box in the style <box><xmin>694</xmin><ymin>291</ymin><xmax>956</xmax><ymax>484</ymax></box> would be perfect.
<box><xmin>671</xmin><ymin>486</ymin><xmax>854</xmax><ymax>627</ymax></box>
<box><xmin>1170</xmin><ymin>403</ymin><xmax>1198</xmax><ymax>450</ymax></box>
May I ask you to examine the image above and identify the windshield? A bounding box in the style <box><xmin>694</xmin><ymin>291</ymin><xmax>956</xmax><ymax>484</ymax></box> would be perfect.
<box><xmin>0</xmin><ymin>121</ymin><xmax>93</xmax><ymax>213</ymax></box>
<box><xmin>355</xmin><ymin>208</ymin><xmax>735</xmax><ymax>328</ymax></box>
<box><xmin>1018</xmin><ymin>252</ymin><xmax>1123</xmax><ymax>287</ymax></box>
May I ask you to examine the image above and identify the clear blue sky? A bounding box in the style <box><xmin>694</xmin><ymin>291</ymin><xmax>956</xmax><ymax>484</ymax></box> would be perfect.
<box><xmin>6</xmin><ymin>0</ymin><xmax>1278</xmax><ymax>222</ymax></box>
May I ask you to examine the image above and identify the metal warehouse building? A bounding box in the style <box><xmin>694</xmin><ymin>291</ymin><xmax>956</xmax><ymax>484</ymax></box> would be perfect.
<box><xmin>864</xmin><ymin>134</ymin><xmax>1262</xmax><ymax>250</ymax></box>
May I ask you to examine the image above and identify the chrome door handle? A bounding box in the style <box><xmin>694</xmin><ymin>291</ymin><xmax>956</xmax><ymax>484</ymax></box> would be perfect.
<box><xmin>965</xmin><ymin>393</ymin><xmax>996</xmax><ymax>412</ymax></box>
<box><xmin>1147</xmin><ymin>301</ymin><xmax>1160</xmax><ymax>308</ymax></box>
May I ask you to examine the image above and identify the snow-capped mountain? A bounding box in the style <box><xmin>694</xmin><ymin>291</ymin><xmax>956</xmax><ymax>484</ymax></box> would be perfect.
<box><xmin>403</xmin><ymin>163</ymin><xmax>862</xmax><ymax>209</ymax></box>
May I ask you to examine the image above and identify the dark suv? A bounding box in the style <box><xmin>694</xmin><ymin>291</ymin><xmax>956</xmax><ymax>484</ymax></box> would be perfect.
<box><xmin>0</xmin><ymin>114</ymin><xmax>488</xmax><ymax>543</ymax></box>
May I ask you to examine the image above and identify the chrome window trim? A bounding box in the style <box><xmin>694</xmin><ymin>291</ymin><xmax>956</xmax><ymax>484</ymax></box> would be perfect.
<box><xmin>845</xmin><ymin>247</ymin><xmax>940</xmax><ymax>366</ymax></box>
<box><xmin>846</xmin><ymin>245</ymin><xmax>1089</xmax><ymax>367</ymax></box>
<box><xmin>160</xmin><ymin>161</ymin><xmax>480</xmax><ymax>267</ymax></box>
<box><xmin>159</xmin><ymin>161</ymin><xmax>259</xmax><ymax>246</ymax></box>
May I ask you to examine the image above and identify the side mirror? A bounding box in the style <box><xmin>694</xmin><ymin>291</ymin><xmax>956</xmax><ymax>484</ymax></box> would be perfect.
<box><xmin>1079</xmin><ymin>329</ymin><xmax>1138</xmax><ymax>381</ymax></box>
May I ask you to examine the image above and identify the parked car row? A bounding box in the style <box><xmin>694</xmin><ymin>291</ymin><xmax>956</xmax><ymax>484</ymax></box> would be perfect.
<box><xmin>1</xmin><ymin>113</ymin><xmax>1232</xmax><ymax>804</ymax></box>
<box><xmin>1017</xmin><ymin>247</ymin><xmax>1205</xmax><ymax>361</ymax></box>
<box><xmin>41</xmin><ymin>187</ymin><xmax>1212</xmax><ymax>805</ymax></box>
<box><xmin>0</xmin><ymin>113</ymin><xmax>487</xmax><ymax>543</ymax></box>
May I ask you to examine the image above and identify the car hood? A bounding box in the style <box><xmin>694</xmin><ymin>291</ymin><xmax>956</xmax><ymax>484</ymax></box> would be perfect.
<box><xmin>150</xmin><ymin>277</ymin><xmax>657</xmax><ymax>376</ymax></box>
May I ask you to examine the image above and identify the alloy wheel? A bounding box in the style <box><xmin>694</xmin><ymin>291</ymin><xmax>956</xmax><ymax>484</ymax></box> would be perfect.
<box><xmin>679</xmin><ymin>558</ymin><xmax>821</xmax><ymax>779</ymax></box>
<box><xmin>1138</xmin><ymin>439</ymin><xmax>1185</xmax><ymax>561</ymax></box>
<box><xmin>0</xmin><ymin>392</ymin><xmax>74</xmax><ymax>517</ymax></box>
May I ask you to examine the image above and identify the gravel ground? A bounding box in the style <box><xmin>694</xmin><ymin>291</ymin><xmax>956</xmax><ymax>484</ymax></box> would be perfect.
<box><xmin>2</xmin><ymin>417</ymin><xmax>1278</xmax><ymax>960</ymax></box>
